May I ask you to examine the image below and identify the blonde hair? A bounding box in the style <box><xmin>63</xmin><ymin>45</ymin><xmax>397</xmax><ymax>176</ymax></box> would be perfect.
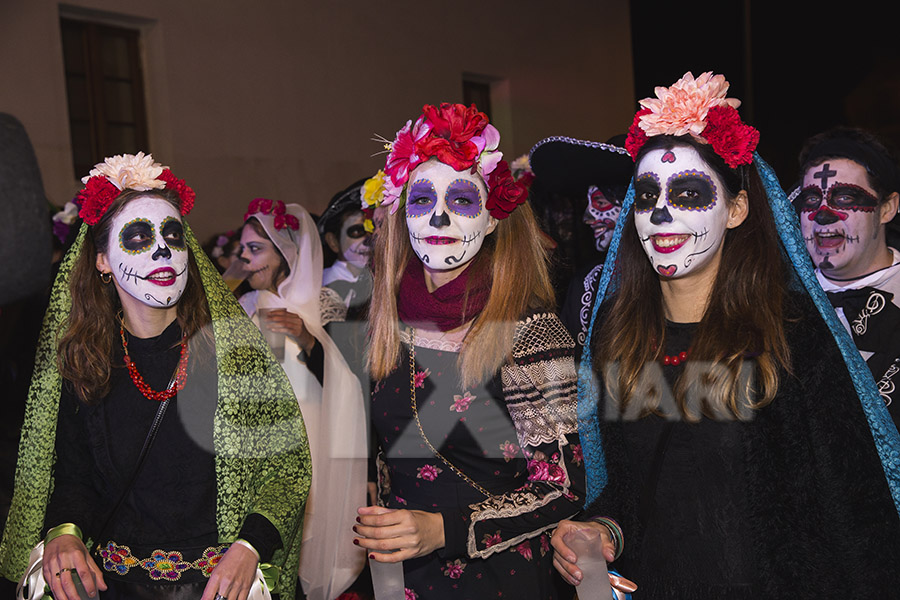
<box><xmin>367</xmin><ymin>200</ymin><xmax>555</xmax><ymax>388</ymax></box>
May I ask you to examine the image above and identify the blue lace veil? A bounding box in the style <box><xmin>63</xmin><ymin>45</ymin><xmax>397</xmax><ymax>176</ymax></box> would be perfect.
<box><xmin>577</xmin><ymin>151</ymin><xmax>900</xmax><ymax>515</ymax></box>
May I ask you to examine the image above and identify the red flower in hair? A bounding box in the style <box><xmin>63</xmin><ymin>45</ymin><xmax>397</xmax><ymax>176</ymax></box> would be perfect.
<box><xmin>701</xmin><ymin>105</ymin><xmax>759</xmax><ymax>168</ymax></box>
<box><xmin>158</xmin><ymin>168</ymin><xmax>196</xmax><ymax>216</ymax></box>
<box><xmin>625</xmin><ymin>108</ymin><xmax>652</xmax><ymax>161</ymax></box>
<box><xmin>244</xmin><ymin>198</ymin><xmax>274</xmax><ymax>221</ymax></box>
<box><xmin>77</xmin><ymin>177</ymin><xmax>120</xmax><ymax>225</ymax></box>
<box><xmin>486</xmin><ymin>161</ymin><xmax>528</xmax><ymax>220</ymax></box>
<box><xmin>415</xmin><ymin>103</ymin><xmax>489</xmax><ymax>172</ymax></box>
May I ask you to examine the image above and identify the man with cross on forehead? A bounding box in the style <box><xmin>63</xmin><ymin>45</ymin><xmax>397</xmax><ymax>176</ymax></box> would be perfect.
<box><xmin>795</xmin><ymin>126</ymin><xmax>900</xmax><ymax>417</ymax></box>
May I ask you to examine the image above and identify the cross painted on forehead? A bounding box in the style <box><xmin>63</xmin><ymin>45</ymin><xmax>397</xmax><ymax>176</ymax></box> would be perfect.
<box><xmin>814</xmin><ymin>163</ymin><xmax>838</xmax><ymax>189</ymax></box>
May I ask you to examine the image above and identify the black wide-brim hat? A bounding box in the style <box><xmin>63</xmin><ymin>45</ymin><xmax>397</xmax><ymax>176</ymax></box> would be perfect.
<box><xmin>528</xmin><ymin>133</ymin><xmax>634</xmax><ymax>199</ymax></box>
<box><xmin>317</xmin><ymin>176</ymin><xmax>369</xmax><ymax>234</ymax></box>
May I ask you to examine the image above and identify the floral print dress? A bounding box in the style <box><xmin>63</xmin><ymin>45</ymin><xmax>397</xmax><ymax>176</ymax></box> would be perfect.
<box><xmin>371</xmin><ymin>313</ymin><xmax>585</xmax><ymax>600</ymax></box>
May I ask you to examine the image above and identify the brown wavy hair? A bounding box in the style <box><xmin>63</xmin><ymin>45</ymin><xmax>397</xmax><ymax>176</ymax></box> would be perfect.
<box><xmin>367</xmin><ymin>197</ymin><xmax>555</xmax><ymax>389</ymax></box>
<box><xmin>595</xmin><ymin>135</ymin><xmax>791</xmax><ymax>420</ymax></box>
<box><xmin>57</xmin><ymin>189</ymin><xmax>211</xmax><ymax>404</ymax></box>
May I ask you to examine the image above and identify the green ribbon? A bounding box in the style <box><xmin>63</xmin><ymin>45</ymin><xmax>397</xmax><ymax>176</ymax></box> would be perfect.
<box><xmin>44</xmin><ymin>523</ymin><xmax>83</xmax><ymax>545</ymax></box>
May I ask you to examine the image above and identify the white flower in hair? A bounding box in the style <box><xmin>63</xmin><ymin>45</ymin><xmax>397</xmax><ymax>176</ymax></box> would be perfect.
<box><xmin>82</xmin><ymin>151</ymin><xmax>167</xmax><ymax>191</ymax></box>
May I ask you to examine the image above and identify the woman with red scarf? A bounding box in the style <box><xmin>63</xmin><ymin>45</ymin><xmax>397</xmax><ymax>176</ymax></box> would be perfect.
<box><xmin>353</xmin><ymin>104</ymin><xmax>586</xmax><ymax>599</ymax></box>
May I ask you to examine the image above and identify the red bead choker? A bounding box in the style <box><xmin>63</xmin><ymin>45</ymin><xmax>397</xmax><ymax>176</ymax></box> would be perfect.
<box><xmin>120</xmin><ymin>324</ymin><xmax>189</xmax><ymax>402</ymax></box>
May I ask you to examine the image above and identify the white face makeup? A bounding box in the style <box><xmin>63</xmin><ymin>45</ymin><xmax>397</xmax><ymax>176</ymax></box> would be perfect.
<box><xmin>338</xmin><ymin>211</ymin><xmax>371</xmax><ymax>270</ymax></box>
<box><xmin>633</xmin><ymin>146</ymin><xmax>730</xmax><ymax>279</ymax></box>
<box><xmin>584</xmin><ymin>186</ymin><xmax>621</xmax><ymax>252</ymax></box>
<box><xmin>405</xmin><ymin>160</ymin><xmax>497</xmax><ymax>270</ymax></box>
<box><xmin>240</xmin><ymin>224</ymin><xmax>284</xmax><ymax>292</ymax></box>
<box><xmin>105</xmin><ymin>195</ymin><xmax>188</xmax><ymax>307</ymax></box>
<box><xmin>798</xmin><ymin>158</ymin><xmax>884</xmax><ymax>278</ymax></box>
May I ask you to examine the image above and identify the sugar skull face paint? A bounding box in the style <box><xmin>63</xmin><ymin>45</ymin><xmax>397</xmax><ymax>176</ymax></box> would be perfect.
<box><xmin>405</xmin><ymin>160</ymin><xmax>497</xmax><ymax>270</ymax></box>
<box><xmin>338</xmin><ymin>210</ymin><xmax>371</xmax><ymax>270</ymax></box>
<box><xmin>634</xmin><ymin>146</ymin><xmax>730</xmax><ymax>279</ymax></box>
<box><xmin>106</xmin><ymin>195</ymin><xmax>188</xmax><ymax>307</ymax></box>
<box><xmin>799</xmin><ymin>158</ymin><xmax>884</xmax><ymax>277</ymax></box>
<box><xmin>584</xmin><ymin>186</ymin><xmax>621</xmax><ymax>252</ymax></box>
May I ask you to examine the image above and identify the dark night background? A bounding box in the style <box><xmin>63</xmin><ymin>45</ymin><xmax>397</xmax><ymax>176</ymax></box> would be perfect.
<box><xmin>629</xmin><ymin>0</ymin><xmax>900</xmax><ymax>188</ymax></box>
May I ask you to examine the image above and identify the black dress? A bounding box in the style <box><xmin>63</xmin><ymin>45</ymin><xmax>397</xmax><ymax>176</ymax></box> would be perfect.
<box><xmin>46</xmin><ymin>321</ymin><xmax>280</xmax><ymax>595</ymax></box>
<box><xmin>584</xmin><ymin>294</ymin><xmax>900</xmax><ymax>598</ymax></box>
<box><xmin>371</xmin><ymin>314</ymin><xmax>584</xmax><ymax>600</ymax></box>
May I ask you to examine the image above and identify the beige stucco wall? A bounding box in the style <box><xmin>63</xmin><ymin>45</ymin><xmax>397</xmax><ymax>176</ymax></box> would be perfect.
<box><xmin>0</xmin><ymin>0</ymin><xmax>634</xmax><ymax>242</ymax></box>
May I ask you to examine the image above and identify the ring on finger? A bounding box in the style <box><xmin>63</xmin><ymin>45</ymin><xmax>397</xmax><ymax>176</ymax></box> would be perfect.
<box><xmin>214</xmin><ymin>595</ymin><xmax>227</xmax><ymax>600</ymax></box>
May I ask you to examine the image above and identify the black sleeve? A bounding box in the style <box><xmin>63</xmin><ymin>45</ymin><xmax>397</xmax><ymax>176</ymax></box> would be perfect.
<box><xmin>238</xmin><ymin>512</ymin><xmax>283</xmax><ymax>564</ymax></box>
<box><xmin>44</xmin><ymin>385</ymin><xmax>101</xmax><ymax>537</ymax></box>
<box><xmin>303</xmin><ymin>339</ymin><xmax>324</xmax><ymax>386</ymax></box>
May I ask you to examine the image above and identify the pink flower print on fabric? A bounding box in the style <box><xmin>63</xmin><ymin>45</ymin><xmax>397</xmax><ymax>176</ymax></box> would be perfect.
<box><xmin>450</xmin><ymin>391</ymin><xmax>475</xmax><ymax>413</ymax></box>
<box><xmin>140</xmin><ymin>549</ymin><xmax>192</xmax><ymax>581</ymax></box>
<box><xmin>417</xmin><ymin>464</ymin><xmax>443</xmax><ymax>481</ymax></box>
<box><xmin>527</xmin><ymin>458</ymin><xmax>566</xmax><ymax>484</ymax></box>
<box><xmin>442</xmin><ymin>558</ymin><xmax>466</xmax><ymax>579</ymax></box>
<box><xmin>482</xmin><ymin>531</ymin><xmax>502</xmax><ymax>548</ymax></box>
<box><xmin>571</xmin><ymin>444</ymin><xmax>583</xmax><ymax>466</ymax></box>
<box><xmin>395</xmin><ymin>496</ymin><xmax>408</xmax><ymax>505</ymax></box>
<box><xmin>413</xmin><ymin>368</ymin><xmax>431</xmax><ymax>389</ymax></box>
<box><xmin>500</xmin><ymin>440</ymin><xmax>519</xmax><ymax>462</ymax></box>
<box><xmin>405</xmin><ymin>588</ymin><xmax>418</xmax><ymax>600</ymax></box>
<box><xmin>540</xmin><ymin>534</ymin><xmax>551</xmax><ymax>556</ymax></box>
<box><xmin>514</xmin><ymin>541</ymin><xmax>533</xmax><ymax>561</ymax></box>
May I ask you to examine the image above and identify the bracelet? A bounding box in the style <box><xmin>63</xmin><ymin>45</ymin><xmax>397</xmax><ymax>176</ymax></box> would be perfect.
<box><xmin>591</xmin><ymin>516</ymin><xmax>624</xmax><ymax>561</ymax></box>
<box><xmin>45</xmin><ymin>523</ymin><xmax>83</xmax><ymax>545</ymax></box>
<box><xmin>233</xmin><ymin>538</ymin><xmax>260</xmax><ymax>561</ymax></box>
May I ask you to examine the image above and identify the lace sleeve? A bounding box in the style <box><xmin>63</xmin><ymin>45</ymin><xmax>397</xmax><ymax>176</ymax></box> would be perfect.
<box><xmin>464</xmin><ymin>313</ymin><xmax>586</xmax><ymax>558</ymax></box>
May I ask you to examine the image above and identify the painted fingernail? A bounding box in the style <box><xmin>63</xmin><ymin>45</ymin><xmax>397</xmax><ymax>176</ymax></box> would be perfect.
<box><xmin>352</xmin><ymin>526</ymin><xmax>358</xmax><ymax>533</ymax></box>
<box><xmin>356</xmin><ymin>516</ymin><xmax>361</xmax><ymax>523</ymax></box>
<box><xmin>353</xmin><ymin>539</ymin><xmax>360</xmax><ymax>545</ymax></box>
<box><xmin>369</xmin><ymin>554</ymin><xmax>375</xmax><ymax>559</ymax></box>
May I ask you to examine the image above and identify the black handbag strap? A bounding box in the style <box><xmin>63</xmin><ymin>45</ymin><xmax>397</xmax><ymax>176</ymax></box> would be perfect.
<box><xmin>92</xmin><ymin>395</ymin><xmax>171</xmax><ymax>551</ymax></box>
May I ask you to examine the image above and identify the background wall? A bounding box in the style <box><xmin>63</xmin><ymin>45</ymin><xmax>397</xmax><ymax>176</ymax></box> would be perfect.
<box><xmin>0</xmin><ymin>0</ymin><xmax>635</xmax><ymax>242</ymax></box>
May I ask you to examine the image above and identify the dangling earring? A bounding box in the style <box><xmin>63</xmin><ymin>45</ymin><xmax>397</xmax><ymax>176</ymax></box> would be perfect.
<box><xmin>100</xmin><ymin>272</ymin><xmax>112</xmax><ymax>284</ymax></box>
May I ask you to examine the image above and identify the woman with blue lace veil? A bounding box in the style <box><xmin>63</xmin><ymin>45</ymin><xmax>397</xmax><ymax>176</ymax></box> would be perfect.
<box><xmin>548</xmin><ymin>72</ymin><xmax>900</xmax><ymax>598</ymax></box>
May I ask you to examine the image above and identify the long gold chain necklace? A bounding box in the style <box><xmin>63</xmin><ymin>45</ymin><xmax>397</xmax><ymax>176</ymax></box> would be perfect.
<box><xmin>407</xmin><ymin>327</ymin><xmax>490</xmax><ymax>498</ymax></box>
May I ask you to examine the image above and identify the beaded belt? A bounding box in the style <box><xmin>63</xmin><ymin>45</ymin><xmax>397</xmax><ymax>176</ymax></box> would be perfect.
<box><xmin>99</xmin><ymin>541</ymin><xmax>229</xmax><ymax>582</ymax></box>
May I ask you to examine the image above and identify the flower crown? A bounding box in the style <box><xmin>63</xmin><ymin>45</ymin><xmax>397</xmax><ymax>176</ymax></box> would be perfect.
<box><xmin>378</xmin><ymin>103</ymin><xmax>528</xmax><ymax>219</ymax></box>
<box><xmin>624</xmin><ymin>72</ymin><xmax>760</xmax><ymax>169</ymax></box>
<box><xmin>76</xmin><ymin>152</ymin><xmax>195</xmax><ymax>226</ymax></box>
<box><xmin>244</xmin><ymin>198</ymin><xmax>299</xmax><ymax>231</ymax></box>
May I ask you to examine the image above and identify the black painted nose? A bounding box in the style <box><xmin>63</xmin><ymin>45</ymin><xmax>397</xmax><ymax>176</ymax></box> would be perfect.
<box><xmin>152</xmin><ymin>244</ymin><xmax>172</xmax><ymax>260</ymax></box>
<box><xmin>650</xmin><ymin>206</ymin><xmax>673</xmax><ymax>225</ymax></box>
<box><xmin>814</xmin><ymin>209</ymin><xmax>839</xmax><ymax>225</ymax></box>
<box><xmin>429</xmin><ymin>211</ymin><xmax>450</xmax><ymax>228</ymax></box>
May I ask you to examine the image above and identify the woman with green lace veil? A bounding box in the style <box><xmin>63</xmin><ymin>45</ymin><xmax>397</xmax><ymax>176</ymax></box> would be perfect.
<box><xmin>0</xmin><ymin>153</ymin><xmax>310</xmax><ymax>600</ymax></box>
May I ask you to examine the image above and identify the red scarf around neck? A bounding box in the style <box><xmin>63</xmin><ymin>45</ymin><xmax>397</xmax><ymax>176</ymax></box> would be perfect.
<box><xmin>397</xmin><ymin>259</ymin><xmax>491</xmax><ymax>332</ymax></box>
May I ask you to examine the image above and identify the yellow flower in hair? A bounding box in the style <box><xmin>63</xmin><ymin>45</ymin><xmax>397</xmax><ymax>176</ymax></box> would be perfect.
<box><xmin>362</xmin><ymin>170</ymin><xmax>386</xmax><ymax>209</ymax></box>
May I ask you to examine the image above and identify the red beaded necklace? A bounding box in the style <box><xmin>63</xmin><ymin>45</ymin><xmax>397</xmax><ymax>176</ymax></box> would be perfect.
<box><xmin>120</xmin><ymin>324</ymin><xmax>189</xmax><ymax>402</ymax></box>
<box><xmin>651</xmin><ymin>341</ymin><xmax>690</xmax><ymax>366</ymax></box>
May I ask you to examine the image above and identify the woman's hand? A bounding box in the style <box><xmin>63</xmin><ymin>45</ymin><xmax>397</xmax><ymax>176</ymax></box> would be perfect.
<box><xmin>353</xmin><ymin>506</ymin><xmax>445</xmax><ymax>562</ymax></box>
<box><xmin>263</xmin><ymin>309</ymin><xmax>315</xmax><ymax>353</ymax></box>
<box><xmin>200</xmin><ymin>543</ymin><xmax>259</xmax><ymax>600</ymax></box>
<box><xmin>43</xmin><ymin>534</ymin><xmax>107</xmax><ymax>600</ymax></box>
<box><xmin>551</xmin><ymin>520</ymin><xmax>616</xmax><ymax>586</ymax></box>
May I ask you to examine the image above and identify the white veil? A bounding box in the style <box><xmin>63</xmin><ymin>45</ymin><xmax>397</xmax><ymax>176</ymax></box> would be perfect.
<box><xmin>242</xmin><ymin>203</ymin><xmax>367</xmax><ymax>600</ymax></box>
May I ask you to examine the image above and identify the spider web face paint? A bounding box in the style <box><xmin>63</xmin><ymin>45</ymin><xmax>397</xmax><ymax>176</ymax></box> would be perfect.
<box><xmin>584</xmin><ymin>186</ymin><xmax>622</xmax><ymax>251</ymax></box>
<box><xmin>106</xmin><ymin>196</ymin><xmax>188</xmax><ymax>307</ymax></box>
<box><xmin>799</xmin><ymin>158</ymin><xmax>884</xmax><ymax>277</ymax></box>
<box><xmin>634</xmin><ymin>146</ymin><xmax>730</xmax><ymax>279</ymax></box>
<box><xmin>405</xmin><ymin>160</ymin><xmax>495</xmax><ymax>270</ymax></box>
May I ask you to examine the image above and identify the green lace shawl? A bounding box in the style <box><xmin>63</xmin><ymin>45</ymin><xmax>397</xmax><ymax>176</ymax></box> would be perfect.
<box><xmin>0</xmin><ymin>222</ymin><xmax>311</xmax><ymax>598</ymax></box>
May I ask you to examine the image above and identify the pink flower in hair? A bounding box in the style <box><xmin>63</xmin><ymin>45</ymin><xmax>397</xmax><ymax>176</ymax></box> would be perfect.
<box><xmin>638</xmin><ymin>71</ymin><xmax>741</xmax><ymax>138</ymax></box>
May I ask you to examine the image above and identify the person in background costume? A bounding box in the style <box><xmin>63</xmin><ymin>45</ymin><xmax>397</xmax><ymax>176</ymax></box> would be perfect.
<box><xmin>550</xmin><ymin>72</ymin><xmax>900</xmax><ymax>598</ymax></box>
<box><xmin>529</xmin><ymin>135</ymin><xmax>633</xmax><ymax>353</ymax></box>
<box><xmin>355</xmin><ymin>102</ymin><xmax>587</xmax><ymax>600</ymax></box>
<box><xmin>319</xmin><ymin>179</ymin><xmax>374</xmax><ymax>322</ymax></box>
<box><xmin>239</xmin><ymin>199</ymin><xmax>367</xmax><ymax>600</ymax></box>
<box><xmin>794</xmin><ymin>126</ymin><xmax>900</xmax><ymax>415</ymax></box>
<box><xmin>0</xmin><ymin>153</ymin><xmax>310</xmax><ymax>600</ymax></box>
